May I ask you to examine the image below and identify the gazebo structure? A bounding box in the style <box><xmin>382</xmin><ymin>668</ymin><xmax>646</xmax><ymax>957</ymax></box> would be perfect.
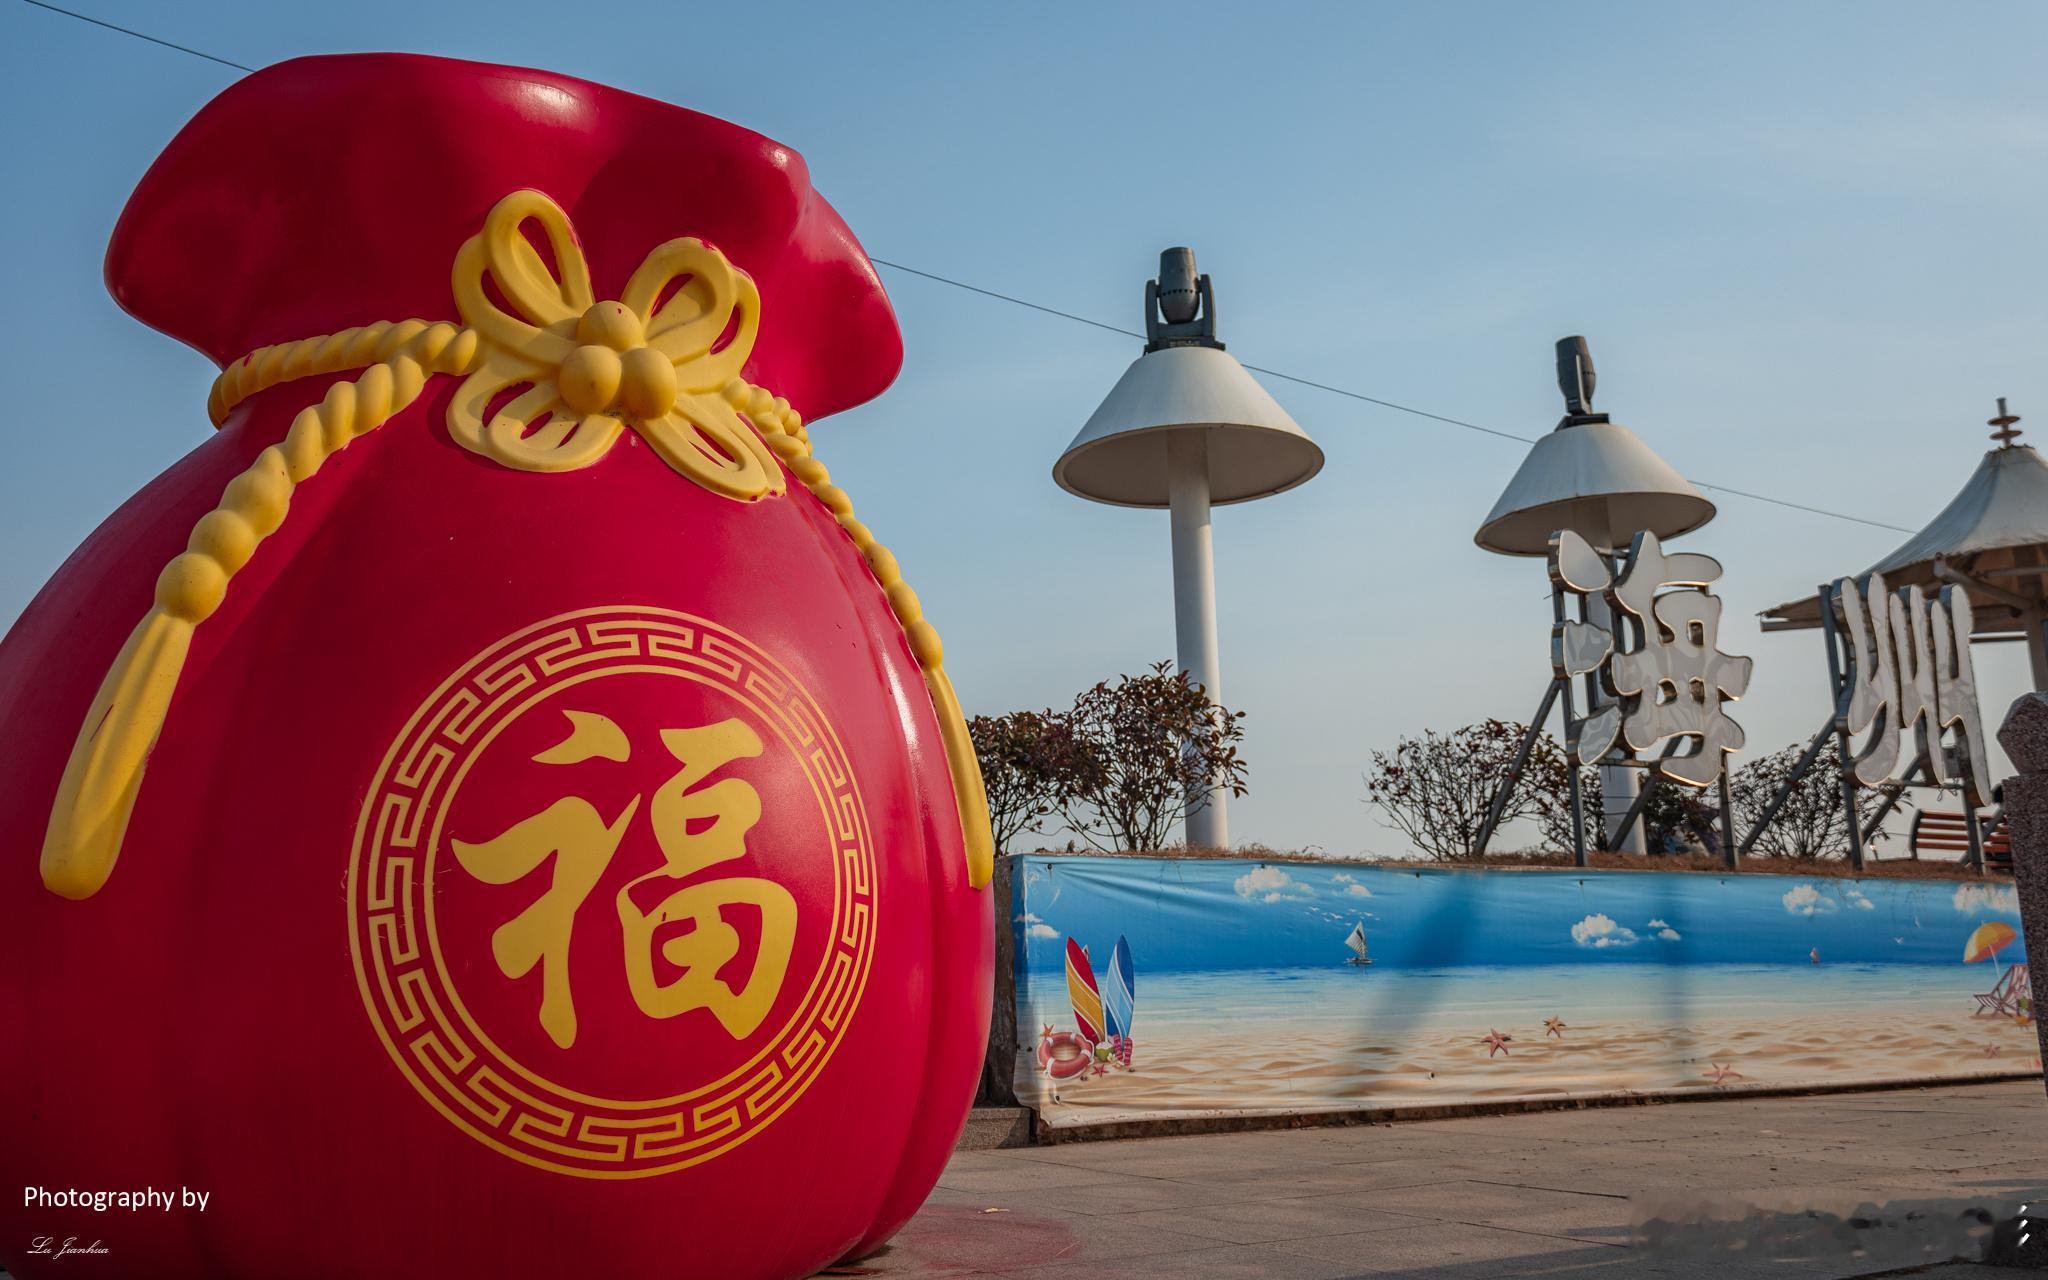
<box><xmin>1056</xmin><ymin>247</ymin><xmax>1322</xmax><ymax>849</ymax></box>
<box><xmin>1761</xmin><ymin>400</ymin><xmax>2048</xmax><ymax>692</ymax></box>
<box><xmin>1475</xmin><ymin>336</ymin><xmax>1717</xmax><ymax>854</ymax></box>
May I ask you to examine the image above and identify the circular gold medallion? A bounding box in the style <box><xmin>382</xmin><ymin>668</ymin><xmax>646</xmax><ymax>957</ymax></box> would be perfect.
<box><xmin>348</xmin><ymin>606</ymin><xmax>876</xmax><ymax>1177</ymax></box>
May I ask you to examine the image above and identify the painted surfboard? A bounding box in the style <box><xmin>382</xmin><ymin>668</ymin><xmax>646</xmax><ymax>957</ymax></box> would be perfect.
<box><xmin>1065</xmin><ymin>937</ymin><xmax>1104</xmax><ymax>1045</ymax></box>
<box><xmin>1103</xmin><ymin>935</ymin><xmax>1134</xmax><ymax>1042</ymax></box>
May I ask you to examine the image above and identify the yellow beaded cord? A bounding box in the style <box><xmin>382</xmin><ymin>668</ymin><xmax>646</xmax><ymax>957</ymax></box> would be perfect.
<box><xmin>42</xmin><ymin>193</ymin><xmax>993</xmax><ymax>900</ymax></box>
<box><xmin>206</xmin><ymin>319</ymin><xmax>450</xmax><ymax>426</ymax></box>
<box><xmin>42</xmin><ymin>324</ymin><xmax>478</xmax><ymax>900</ymax></box>
<box><xmin>727</xmin><ymin>379</ymin><xmax>995</xmax><ymax>891</ymax></box>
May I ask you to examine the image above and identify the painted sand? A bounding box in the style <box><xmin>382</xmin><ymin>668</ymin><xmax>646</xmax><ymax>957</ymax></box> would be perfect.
<box><xmin>1019</xmin><ymin>963</ymin><xmax>2041</xmax><ymax>1126</ymax></box>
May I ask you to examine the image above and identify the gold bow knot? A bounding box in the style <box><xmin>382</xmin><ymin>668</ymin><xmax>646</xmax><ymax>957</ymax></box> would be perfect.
<box><xmin>448</xmin><ymin>189</ymin><xmax>785</xmax><ymax>499</ymax></box>
<box><xmin>40</xmin><ymin>189</ymin><xmax>992</xmax><ymax>904</ymax></box>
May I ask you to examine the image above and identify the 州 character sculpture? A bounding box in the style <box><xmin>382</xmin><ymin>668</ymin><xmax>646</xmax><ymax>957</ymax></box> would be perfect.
<box><xmin>0</xmin><ymin>54</ymin><xmax>993</xmax><ymax>1280</ymax></box>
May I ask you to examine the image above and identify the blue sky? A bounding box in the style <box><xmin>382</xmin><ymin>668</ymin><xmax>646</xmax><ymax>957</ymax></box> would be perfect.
<box><xmin>1014</xmin><ymin>858</ymin><xmax>2028</xmax><ymax>973</ymax></box>
<box><xmin>4</xmin><ymin>3</ymin><xmax>2045</xmax><ymax>856</ymax></box>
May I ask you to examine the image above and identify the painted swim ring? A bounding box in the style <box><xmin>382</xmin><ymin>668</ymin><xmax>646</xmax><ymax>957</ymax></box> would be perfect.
<box><xmin>1037</xmin><ymin>1029</ymin><xmax>1094</xmax><ymax>1080</ymax></box>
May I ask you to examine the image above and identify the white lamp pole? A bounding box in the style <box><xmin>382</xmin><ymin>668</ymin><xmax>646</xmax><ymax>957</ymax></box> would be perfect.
<box><xmin>1475</xmin><ymin>336</ymin><xmax>1720</xmax><ymax>858</ymax></box>
<box><xmin>1055</xmin><ymin>248</ymin><xmax>1322</xmax><ymax>852</ymax></box>
<box><xmin>1167</xmin><ymin>429</ymin><xmax>1226</xmax><ymax>846</ymax></box>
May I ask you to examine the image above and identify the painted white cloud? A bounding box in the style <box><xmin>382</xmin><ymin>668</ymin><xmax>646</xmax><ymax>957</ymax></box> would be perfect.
<box><xmin>1015</xmin><ymin>912</ymin><xmax>1043</xmax><ymax>924</ymax></box>
<box><xmin>1025</xmin><ymin>923</ymin><xmax>1059</xmax><ymax>940</ymax></box>
<box><xmin>1954</xmin><ymin>884</ymin><xmax>2020</xmax><ymax>916</ymax></box>
<box><xmin>1235</xmin><ymin>866</ymin><xmax>1313</xmax><ymax>902</ymax></box>
<box><xmin>1571</xmin><ymin>913</ymin><xmax>1638</xmax><ymax>948</ymax></box>
<box><xmin>1782</xmin><ymin>884</ymin><xmax>1838</xmax><ymax>917</ymax></box>
<box><xmin>1646</xmin><ymin>918</ymin><xmax>1682</xmax><ymax>941</ymax></box>
<box><xmin>1343</xmin><ymin>883</ymin><xmax>1374</xmax><ymax>898</ymax></box>
<box><xmin>1842</xmin><ymin>886</ymin><xmax>1875</xmax><ymax>910</ymax></box>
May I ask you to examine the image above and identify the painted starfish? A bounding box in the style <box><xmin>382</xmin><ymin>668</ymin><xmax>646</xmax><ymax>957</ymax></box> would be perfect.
<box><xmin>1543</xmin><ymin>1017</ymin><xmax>1566</xmax><ymax>1039</ymax></box>
<box><xmin>1703</xmin><ymin>1062</ymin><xmax>1743</xmax><ymax>1084</ymax></box>
<box><xmin>1985</xmin><ymin>1043</ymin><xmax>2003</xmax><ymax>1059</ymax></box>
<box><xmin>1483</xmin><ymin>1029</ymin><xmax>1512</xmax><ymax>1058</ymax></box>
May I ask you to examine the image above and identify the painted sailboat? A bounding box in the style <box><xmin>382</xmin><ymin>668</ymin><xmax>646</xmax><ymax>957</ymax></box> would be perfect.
<box><xmin>1344</xmin><ymin>921</ymin><xmax>1372</xmax><ymax>967</ymax></box>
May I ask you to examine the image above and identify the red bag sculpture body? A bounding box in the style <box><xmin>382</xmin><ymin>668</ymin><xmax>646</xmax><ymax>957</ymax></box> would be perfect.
<box><xmin>0</xmin><ymin>53</ymin><xmax>992</xmax><ymax>1280</ymax></box>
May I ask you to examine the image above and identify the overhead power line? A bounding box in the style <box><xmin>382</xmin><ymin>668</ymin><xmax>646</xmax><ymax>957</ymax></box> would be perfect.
<box><xmin>867</xmin><ymin>258</ymin><xmax>1143</xmax><ymax>342</ymax></box>
<box><xmin>874</xmin><ymin>261</ymin><xmax>1916</xmax><ymax>534</ymax></box>
<box><xmin>16</xmin><ymin>0</ymin><xmax>1923</xmax><ymax>537</ymax></box>
<box><xmin>20</xmin><ymin>0</ymin><xmax>252</xmax><ymax>71</ymax></box>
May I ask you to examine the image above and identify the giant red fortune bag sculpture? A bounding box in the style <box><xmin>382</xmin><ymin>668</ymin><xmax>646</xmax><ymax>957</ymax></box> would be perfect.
<box><xmin>0</xmin><ymin>54</ymin><xmax>993</xmax><ymax>1280</ymax></box>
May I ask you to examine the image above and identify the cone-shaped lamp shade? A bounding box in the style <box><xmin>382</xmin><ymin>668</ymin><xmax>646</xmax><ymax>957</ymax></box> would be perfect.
<box><xmin>1055</xmin><ymin>346</ymin><xmax>1323</xmax><ymax>508</ymax></box>
<box><xmin>1475</xmin><ymin>420</ymin><xmax>1715</xmax><ymax>556</ymax></box>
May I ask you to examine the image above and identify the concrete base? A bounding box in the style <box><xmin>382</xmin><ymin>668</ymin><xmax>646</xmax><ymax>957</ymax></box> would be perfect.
<box><xmin>1028</xmin><ymin>1070</ymin><xmax>2048</xmax><ymax>1146</ymax></box>
<box><xmin>955</xmin><ymin>1106</ymin><xmax>1034</xmax><ymax>1151</ymax></box>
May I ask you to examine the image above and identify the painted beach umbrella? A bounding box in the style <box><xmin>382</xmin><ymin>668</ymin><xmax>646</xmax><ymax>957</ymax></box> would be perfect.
<box><xmin>1964</xmin><ymin>920</ymin><xmax>2018</xmax><ymax>964</ymax></box>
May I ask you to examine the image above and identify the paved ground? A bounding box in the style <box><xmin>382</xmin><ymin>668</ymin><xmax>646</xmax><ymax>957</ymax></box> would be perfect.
<box><xmin>850</xmin><ymin>1082</ymin><xmax>2048</xmax><ymax>1279</ymax></box>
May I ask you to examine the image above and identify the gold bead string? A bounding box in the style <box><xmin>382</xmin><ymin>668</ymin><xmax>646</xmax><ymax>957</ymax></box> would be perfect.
<box><xmin>43</xmin><ymin>316</ymin><xmax>990</xmax><ymax>898</ymax></box>
<box><xmin>42</xmin><ymin>323</ymin><xmax>480</xmax><ymax>900</ymax></box>
<box><xmin>207</xmin><ymin>319</ymin><xmax>458</xmax><ymax>426</ymax></box>
<box><xmin>726</xmin><ymin>378</ymin><xmax>994</xmax><ymax>887</ymax></box>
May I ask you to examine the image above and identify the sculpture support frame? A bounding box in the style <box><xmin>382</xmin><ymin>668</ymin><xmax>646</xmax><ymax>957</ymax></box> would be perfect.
<box><xmin>1741</xmin><ymin>576</ymin><xmax>1998</xmax><ymax>872</ymax></box>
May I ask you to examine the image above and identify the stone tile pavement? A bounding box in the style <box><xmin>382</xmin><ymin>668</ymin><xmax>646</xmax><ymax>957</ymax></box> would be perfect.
<box><xmin>846</xmin><ymin>1082</ymin><xmax>2048</xmax><ymax>1279</ymax></box>
<box><xmin>2</xmin><ymin>1084</ymin><xmax>2038</xmax><ymax>1278</ymax></box>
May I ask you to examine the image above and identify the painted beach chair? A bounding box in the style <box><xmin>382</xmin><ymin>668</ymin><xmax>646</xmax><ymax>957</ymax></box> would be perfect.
<box><xmin>1973</xmin><ymin>964</ymin><xmax>2031</xmax><ymax>1018</ymax></box>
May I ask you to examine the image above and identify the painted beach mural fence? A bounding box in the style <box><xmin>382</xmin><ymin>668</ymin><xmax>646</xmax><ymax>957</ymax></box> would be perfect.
<box><xmin>1011</xmin><ymin>857</ymin><xmax>2037</xmax><ymax>1129</ymax></box>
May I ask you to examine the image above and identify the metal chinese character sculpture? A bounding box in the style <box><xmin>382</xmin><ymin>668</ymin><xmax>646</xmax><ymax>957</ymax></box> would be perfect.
<box><xmin>1558</xmin><ymin>529</ymin><xmax>1753</xmax><ymax>786</ymax></box>
<box><xmin>1836</xmin><ymin>574</ymin><xmax>1992</xmax><ymax>800</ymax></box>
<box><xmin>0</xmin><ymin>54</ymin><xmax>994</xmax><ymax>1280</ymax></box>
<box><xmin>1754</xmin><ymin>399</ymin><xmax>2039</xmax><ymax>869</ymax></box>
<box><xmin>1477</xmin><ymin>527</ymin><xmax>1751</xmax><ymax>864</ymax></box>
<box><xmin>1742</xmin><ymin>571</ymin><xmax>1995</xmax><ymax>867</ymax></box>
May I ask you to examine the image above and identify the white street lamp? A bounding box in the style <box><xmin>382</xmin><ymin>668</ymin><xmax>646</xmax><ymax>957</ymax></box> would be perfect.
<box><xmin>1476</xmin><ymin>337</ymin><xmax>1716</xmax><ymax>852</ymax></box>
<box><xmin>1055</xmin><ymin>248</ymin><xmax>1322</xmax><ymax>848</ymax></box>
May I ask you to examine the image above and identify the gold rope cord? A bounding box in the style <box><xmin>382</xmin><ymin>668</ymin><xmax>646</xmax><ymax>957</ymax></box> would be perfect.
<box><xmin>738</xmin><ymin>383</ymin><xmax>996</xmax><ymax>891</ymax></box>
<box><xmin>40</xmin><ymin>190</ymin><xmax>992</xmax><ymax>901</ymax></box>
<box><xmin>42</xmin><ymin>325</ymin><xmax>477</xmax><ymax>899</ymax></box>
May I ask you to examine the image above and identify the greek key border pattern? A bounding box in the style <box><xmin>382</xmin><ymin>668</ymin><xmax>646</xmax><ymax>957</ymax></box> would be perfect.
<box><xmin>348</xmin><ymin>607</ymin><xmax>876</xmax><ymax>1177</ymax></box>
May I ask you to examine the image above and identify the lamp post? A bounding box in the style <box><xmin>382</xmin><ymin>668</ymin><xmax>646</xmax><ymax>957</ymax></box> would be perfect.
<box><xmin>1475</xmin><ymin>337</ymin><xmax>1717</xmax><ymax>853</ymax></box>
<box><xmin>1055</xmin><ymin>248</ymin><xmax>1323</xmax><ymax>849</ymax></box>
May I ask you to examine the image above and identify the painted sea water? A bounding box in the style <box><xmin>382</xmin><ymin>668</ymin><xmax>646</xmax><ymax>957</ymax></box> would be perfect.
<box><xmin>1010</xmin><ymin>859</ymin><xmax>2038</xmax><ymax>1127</ymax></box>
